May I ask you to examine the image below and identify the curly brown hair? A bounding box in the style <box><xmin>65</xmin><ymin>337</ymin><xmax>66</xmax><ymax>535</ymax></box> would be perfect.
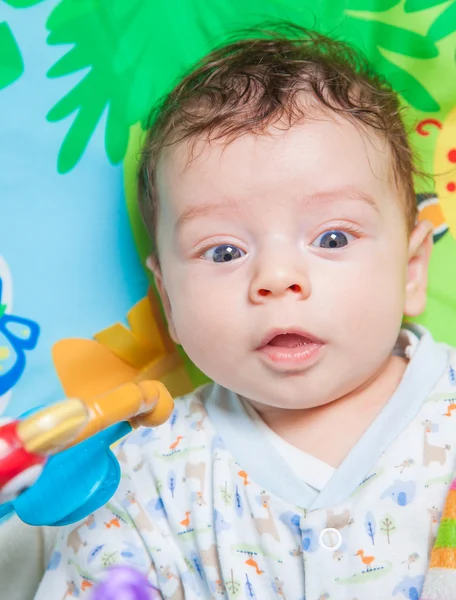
<box><xmin>138</xmin><ymin>25</ymin><xmax>419</xmax><ymax>250</ymax></box>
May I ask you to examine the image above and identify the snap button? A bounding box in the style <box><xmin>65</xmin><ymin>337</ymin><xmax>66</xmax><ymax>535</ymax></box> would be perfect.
<box><xmin>319</xmin><ymin>527</ymin><xmax>342</xmax><ymax>551</ymax></box>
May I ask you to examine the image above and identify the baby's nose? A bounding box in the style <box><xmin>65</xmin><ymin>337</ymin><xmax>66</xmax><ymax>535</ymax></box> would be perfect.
<box><xmin>249</xmin><ymin>267</ymin><xmax>311</xmax><ymax>303</ymax></box>
<box><xmin>258</xmin><ymin>283</ymin><xmax>302</xmax><ymax>297</ymax></box>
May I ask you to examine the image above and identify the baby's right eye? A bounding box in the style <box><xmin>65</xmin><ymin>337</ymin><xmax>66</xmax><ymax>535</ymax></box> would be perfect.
<box><xmin>203</xmin><ymin>244</ymin><xmax>245</xmax><ymax>263</ymax></box>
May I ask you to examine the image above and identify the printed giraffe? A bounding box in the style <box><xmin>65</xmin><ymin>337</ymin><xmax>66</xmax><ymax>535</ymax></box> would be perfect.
<box><xmin>253</xmin><ymin>491</ymin><xmax>280</xmax><ymax>541</ymax></box>
<box><xmin>422</xmin><ymin>420</ymin><xmax>451</xmax><ymax>466</ymax></box>
<box><xmin>273</xmin><ymin>576</ymin><xmax>286</xmax><ymax>597</ymax></box>
<box><xmin>158</xmin><ymin>565</ymin><xmax>179</xmax><ymax>581</ymax></box>
<box><xmin>66</xmin><ymin>515</ymin><xmax>94</xmax><ymax>552</ymax></box>
<box><xmin>158</xmin><ymin>566</ymin><xmax>185</xmax><ymax>600</ymax></box>
<box><xmin>212</xmin><ymin>580</ymin><xmax>224</xmax><ymax>594</ymax></box>
<box><xmin>185</xmin><ymin>398</ymin><xmax>206</xmax><ymax>419</ymax></box>
<box><xmin>116</xmin><ymin>440</ymin><xmax>128</xmax><ymax>463</ymax></box>
<box><xmin>123</xmin><ymin>491</ymin><xmax>154</xmax><ymax>531</ymax></box>
<box><xmin>62</xmin><ymin>581</ymin><xmax>79</xmax><ymax>600</ymax></box>
<box><xmin>428</xmin><ymin>506</ymin><xmax>441</xmax><ymax>553</ymax></box>
<box><xmin>199</xmin><ymin>544</ymin><xmax>219</xmax><ymax>569</ymax></box>
<box><xmin>184</xmin><ymin>461</ymin><xmax>206</xmax><ymax>493</ymax></box>
<box><xmin>193</xmin><ymin>413</ymin><xmax>206</xmax><ymax>431</ymax></box>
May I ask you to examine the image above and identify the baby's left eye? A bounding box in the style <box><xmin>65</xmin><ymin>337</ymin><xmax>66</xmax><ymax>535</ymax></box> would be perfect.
<box><xmin>311</xmin><ymin>230</ymin><xmax>355</xmax><ymax>249</ymax></box>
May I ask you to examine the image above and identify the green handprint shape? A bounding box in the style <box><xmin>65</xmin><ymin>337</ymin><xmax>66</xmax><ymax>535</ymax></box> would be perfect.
<box><xmin>3</xmin><ymin>0</ymin><xmax>46</xmax><ymax>6</ymax></box>
<box><xmin>0</xmin><ymin>22</ymin><xmax>24</xmax><ymax>90</ymax></box>
<box><xmin>44</xmin><ymin>0</ymin><xmax>449</xmax><ymax>172</ymax></box>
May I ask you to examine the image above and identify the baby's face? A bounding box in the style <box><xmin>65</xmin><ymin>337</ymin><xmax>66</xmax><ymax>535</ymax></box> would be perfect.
<box><xmin>153</xmin><ymin>113</ymin><xmax>430</xmax><ymax>410</ymax></box>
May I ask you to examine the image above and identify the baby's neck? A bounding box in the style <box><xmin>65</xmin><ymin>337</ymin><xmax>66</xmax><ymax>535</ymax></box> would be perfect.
<box><xmin>250</xmin><ymin>354</ymin><xmax>408</xmax><ymax>469</ymax></box>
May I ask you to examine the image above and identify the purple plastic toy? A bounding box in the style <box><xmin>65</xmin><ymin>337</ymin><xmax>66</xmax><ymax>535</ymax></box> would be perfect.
<box><xmin>91</xmin><ymin>565</ymin><xmax>159</xmax><ymax>600</ymax></box>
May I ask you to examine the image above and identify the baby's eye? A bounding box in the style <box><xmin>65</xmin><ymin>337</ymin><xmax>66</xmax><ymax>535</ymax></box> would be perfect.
<box><xmin>311</xmin><ymin>230</ymin><xmax>355</xmax><ymax>249</ymax></box>
<box><xmin>203</xmin><ymin>244</ymin><xmax>245</xmax><ymax>263</ymax></box>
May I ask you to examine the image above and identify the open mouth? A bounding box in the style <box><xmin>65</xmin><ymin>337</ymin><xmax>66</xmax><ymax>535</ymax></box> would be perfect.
<box><xmin>257</xmin><ymin>330</ymin><xmax>324</xmax><ymax>367</ymax></box>
<box><xmin>266</xmin><ymin>333</ymin><xmax>315</xmax><ymax>348</ymax></box>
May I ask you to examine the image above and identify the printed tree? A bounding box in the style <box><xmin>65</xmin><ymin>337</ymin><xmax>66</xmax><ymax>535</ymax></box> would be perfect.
<box><xmin>167</xmin><ymin>470</ymin><xmax>176</xmax><ymax>498</ymax></box>
<box><xmin>220</xmin><ymin>481</ymin><xmax>232</xmax><ymax>506</ymax></box>
<box><xmin>101</xmin><ymin>550</ymin><xmax>118</xmax><ymax>568</ymax></box>
<box><xmin>245</xmin><ymin>573</ymin><xmax>256</xmax><ymax>599</ymax></box>
<box><xmin>226</xmin><ymin>569</ymin><xmax>241</xmax><ymax>596</ymax></box>
<box><xmin>381</xmin><ymin>515</ymin><xmax>396</xmax><ymax>544</ymax></box>
<box><xmin>365</xmin><ymin>511</ymin><xmax>377</xmax><ymax>545</ymax></box>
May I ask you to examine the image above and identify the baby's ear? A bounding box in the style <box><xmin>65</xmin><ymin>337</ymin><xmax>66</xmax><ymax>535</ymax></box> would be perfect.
<box><xmin>404</xmin><ymin>220</ymin><xmax>434</xmax><ymax>317</ymax></box>
<box><xmin>146</xmin><ymin>255</ymin><xmax>180</xmax><ymax>344</ymax></box>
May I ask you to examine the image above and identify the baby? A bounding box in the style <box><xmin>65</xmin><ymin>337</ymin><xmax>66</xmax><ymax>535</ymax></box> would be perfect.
<box><xmin>33</xmin><ymin>26</ymin><xmax>455</xmax><ymax>600</ymax></box>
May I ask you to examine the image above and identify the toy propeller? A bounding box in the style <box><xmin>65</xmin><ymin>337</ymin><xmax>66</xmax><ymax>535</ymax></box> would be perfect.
<box><xmin>0</xmin><ymin>380</ymin><xmax>173</xmax><ymax>526</ymax></box>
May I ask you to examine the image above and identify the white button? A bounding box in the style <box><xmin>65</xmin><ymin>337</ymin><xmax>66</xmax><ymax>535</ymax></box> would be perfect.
<box><xmin>319</xmin><ymin>527</ymin><xmax>342</xmax><ymax>550</ymax></box>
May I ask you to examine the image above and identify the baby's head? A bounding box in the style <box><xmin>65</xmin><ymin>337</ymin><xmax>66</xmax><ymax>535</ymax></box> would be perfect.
<box><xmin>138</xmin><ymin>26</ymin><xmax>433</xmax><ymax>410</ymax></box>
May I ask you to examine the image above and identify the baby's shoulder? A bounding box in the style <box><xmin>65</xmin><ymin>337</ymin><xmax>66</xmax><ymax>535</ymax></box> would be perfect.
<box><xmin>113</xmin><ymin>383</ymin><xmax>215</xmax><ymax>469</ymax></box>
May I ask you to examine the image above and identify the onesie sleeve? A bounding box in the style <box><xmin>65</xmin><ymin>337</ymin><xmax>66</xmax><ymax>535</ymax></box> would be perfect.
<box><xmin>0</xmin><ymin>516</ymin><xmax>57</xmax><ymax>600</ymax></box>
<box><xmin>33</xmin><ymin>495</ymin><xmax>162</xmax><ymax>599</ymax></box>
<box><xmin>33</xmin><ymin>394</ymin><xmax>202</xmax><ymax>600</ymax></box>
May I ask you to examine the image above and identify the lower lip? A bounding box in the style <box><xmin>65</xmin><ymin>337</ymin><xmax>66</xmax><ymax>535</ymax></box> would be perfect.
<box><xmin>258</xmin><ymin>341</ymin><xmax>323</xmax><ymax>369</ymax></box>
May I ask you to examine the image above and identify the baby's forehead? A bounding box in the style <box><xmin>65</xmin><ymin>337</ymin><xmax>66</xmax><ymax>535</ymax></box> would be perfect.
<box><xmin>157</xmin><ymin>114</ymin><xmax>394</xmax><ymax>199</ymax></box>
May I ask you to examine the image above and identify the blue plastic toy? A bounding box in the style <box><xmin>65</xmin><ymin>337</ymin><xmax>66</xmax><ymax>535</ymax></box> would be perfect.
<box><xmin>0</xmin><ymin>380</ymin><xmax>173</xmax><ymax>526</ymax></box>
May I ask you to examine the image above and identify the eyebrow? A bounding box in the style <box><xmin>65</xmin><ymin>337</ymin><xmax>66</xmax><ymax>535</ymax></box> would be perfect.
<box><xmin>175</xmin><ymin>186</ymin><xmax>379</xmax><ymax>231</ymax></box>
<box><xmin>306</xmin><ymin>187</ymin><xmax>380</xmax><ymax>212</ymax></box>
<box><xmin>176</xmin><ymin>200</ymin><xmax>240</xmax><ymax>231</ymax></box>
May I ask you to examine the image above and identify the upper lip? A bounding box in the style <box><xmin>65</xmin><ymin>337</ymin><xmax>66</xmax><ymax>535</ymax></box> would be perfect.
<box><xmin>257</xmin><ymin>328</ymin><xmax>325</xmax><ymax>349</ymax></box>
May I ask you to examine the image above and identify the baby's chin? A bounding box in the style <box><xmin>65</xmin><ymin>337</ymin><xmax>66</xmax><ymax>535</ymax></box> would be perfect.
<box><xmin>223</xmin><ymin>376</ymin><xmax>344</xmax><ymax>412</ymax></box>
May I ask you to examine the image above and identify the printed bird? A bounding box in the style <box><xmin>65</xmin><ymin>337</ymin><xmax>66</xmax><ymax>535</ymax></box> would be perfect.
<box><xmin>104</xmin><ymin>518</ymin><xmax>120</xmax><ymax>529</ymax></box>
<box><xmin>180</xmin><ymin>511</ymin><xmax>191</xmax><ymax>528</ymax></box>
<box><xmin>356</xmin><ymin>549</ymin><xmax>375</xmax><ymax>571</ymax></box>
<box><xmin>81</xmin><ymin>580</ymin><xmax>93</xmax><ymax>591</ymax></box>
<box><xmin>238</xmin><ymin>470</ymin><xmax>250</xmax><ymax>485</ymax></box>
<box><xmin>169</xmin><ymin>435</ymin><xmax>184</xmax><ymax>450</ymax></box>
<box><xmin>245</xmin><ymin>556</ymin><xmax>263</xmax><ymax>575</ymax></box>
<box><xmin>444</xmin><ymin>402</ymin><xmax>456</xmax><ymax>417</ymax></box>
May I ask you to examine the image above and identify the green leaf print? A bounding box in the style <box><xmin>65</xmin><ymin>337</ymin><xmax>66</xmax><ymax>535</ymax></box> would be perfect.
<box><xmin>355</xmin><ymin>21</ymin><xmax>438</xmax><ymax>58</ymax></box>
<box><xmin>344</xmin><ymin>0</ymin><xmax>401</xmax><ymax>11</ymax></box>
<box><xmin>341</xmin><ymin>16</ymin><xmax>441</xmax><ymax>111</ymax></box>
<box><xmin>44</xmin><ymin>0</ymin><xmax>305</xmax><ymax>172</ymax></box>
<box><xmin>3</xmin><ymin>0</ymin><xmax>46</xmax><ymax>7</ymax></box>
<box><xmin>373</xmin><ymin>51</ymin><xmax>440</xmax><ymax>111</ymax></box>
<box><xmin>428</xmin><ymin>1</ymin><xmax>456</xmax><ymax>41</ymax></box>
<box><xmin>45</xmin><ymin>0</ymin><xmax>133</xmax><ymax>173</ymax></box>
<box><xmin>0</xmin><ymin>22</ymin><xmax>24</xmax><ymax>90</ymax></box>
<box><xmin>43</xmin><ymin>0</ymin><xmax>444</xmax><ymax>171</ymax></box>
<box><xmin>404</xmin><ymin>0</ymin><xmax>448</xmax><ymax>12</ymax></box>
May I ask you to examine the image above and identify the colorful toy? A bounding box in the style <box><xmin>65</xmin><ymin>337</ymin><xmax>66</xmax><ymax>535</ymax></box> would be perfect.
<box><xmin>0</xmin><ymin>380</ymin><xmax>173</xmax><ymax>526</ymax></box>
<box><xmin>421</xmin><ymin>476</ymin><xmax>456</xmax><ymax>599</ymax></box>
<box><xmin>91</xmin><ymin>566</ymin><xmax>158</xmax><ymax>600</ymax></box>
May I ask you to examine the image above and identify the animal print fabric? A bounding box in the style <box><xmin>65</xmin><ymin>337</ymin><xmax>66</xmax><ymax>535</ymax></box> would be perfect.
<box><xmin>35</xmin><ymin>354</ymin><xmax>456</xmax><ymax>600</ymax></box>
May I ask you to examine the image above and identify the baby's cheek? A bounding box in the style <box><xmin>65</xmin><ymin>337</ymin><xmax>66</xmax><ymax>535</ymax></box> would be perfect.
<box><xmin>172</xmin><ymin>285</ymin><xmax>232</xmax><ymax>342</ymax></box>
<box><xmin>352</xmin><ymin>283</ymin><xmax>405</xmax><ymax>354</ymax></box>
